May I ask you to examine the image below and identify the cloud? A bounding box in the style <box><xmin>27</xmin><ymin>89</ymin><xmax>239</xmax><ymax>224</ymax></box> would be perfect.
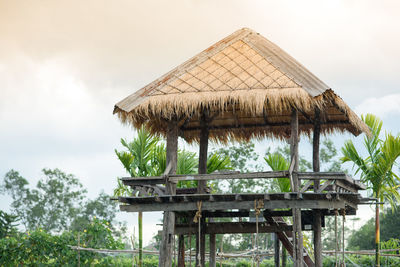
<box><xmin>355</xmin><ymin>93</ymin><xmax>400</xmax><ymax>118</ymax></box>
<box><xmin>1</xmin><ymin>0</ymin><xmax>400</xmax><ymax>245</ymax></box>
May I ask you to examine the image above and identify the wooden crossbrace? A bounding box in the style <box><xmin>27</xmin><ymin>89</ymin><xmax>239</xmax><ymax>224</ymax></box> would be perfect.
<box><xmin>300</xmin><ymin>180</ymin><xmax>314</xmax><ymax>193</ymax></box>
<box><xmin>317</xmin><ymin>180</ymin><xmax>335</xmax><ymax>193</ymax></box>
<box><xmin>263</xmin><ymin>215</ymin><xmax>315</xmax><ymax>267</ymax></box>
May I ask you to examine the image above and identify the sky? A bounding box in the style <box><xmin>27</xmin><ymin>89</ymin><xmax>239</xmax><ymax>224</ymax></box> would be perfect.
<box><xmin>1</xmin><ymin>0</ymin><xmax>400</xmax><ymax>245</ymax></box>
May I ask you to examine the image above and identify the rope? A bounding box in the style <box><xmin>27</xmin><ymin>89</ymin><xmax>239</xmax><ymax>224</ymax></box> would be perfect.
<box><xmin>193</xmin><ymin>201</ymin><xmax>203</xmax><ymax>267</ymax></box>
<box><xmin>193</xmin><ymin>201</ymin><xmax>202</xmax><ymax>223</ymax></box>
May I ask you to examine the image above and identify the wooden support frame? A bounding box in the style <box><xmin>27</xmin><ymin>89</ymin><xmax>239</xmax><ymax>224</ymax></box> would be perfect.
<box><xmin>290</xmin><ymin>109</ymin><xmax>304</xmax><ymax>267</ymax></box>
<box><xmin>120</xmin><ymin>171</ymin><xmax>365</xmax><ymax>191</ymax></box>
<box><xmin>120</xmin><ymin>197</ymin><xmax>346</xmax><ymax>212</ymax></box>
<box><xmin>198</xmin><ymin>110</ymin><xmax>209</xmax><ymax>267</ymax></box>
<box><xmin>159</xmin><ymin>120</ymin><xmax>178</xmax><ymax>267</ymax></box>
<box><xmin>175</xmin><ymin>222</ymin><xmax>293</xmax><ymax>235</ymax></box>
<box><xmin>274</xmin><ymin>233</ymin><xmax>280</xmax><ymax>267</ymax></box>
<box><xmin>313</xmin><ymin>108</ymin><xmax>322</xmax><ymax>267</ymax></box>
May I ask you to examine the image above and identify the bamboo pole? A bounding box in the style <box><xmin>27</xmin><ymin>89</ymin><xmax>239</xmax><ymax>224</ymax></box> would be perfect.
<box><xmin>139</xmin><ymin>212</ymin><xmax>143</xmax><ymax>267</ymax></box>
<box><xmin>376</xmin><ymin>200</ymin><xmax>381</xmax><ymax>267</ymax></box>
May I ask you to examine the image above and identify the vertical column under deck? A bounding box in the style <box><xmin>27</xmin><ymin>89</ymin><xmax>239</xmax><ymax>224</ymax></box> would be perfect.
<box><xmin>313</xmin><ymin>109</ymin><xmax>322</xmax><ymax>267</ymax></box>
<box><xmin>197</xmin><ymin>112</ymin><xmax>209</xmax><ymax>267</ymax></box>
<box><xmin>159</xmin><ymin>121</ymin><xmax>178</xmax><ymax>267</ymax></box>
<box><xmin>290</xmin><ymin>109</ymin><xmax>304</xmax><ymax>267</ymax></box>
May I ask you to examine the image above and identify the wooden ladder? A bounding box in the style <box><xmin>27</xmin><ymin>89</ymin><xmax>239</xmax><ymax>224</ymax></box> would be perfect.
<box><xmin>264</xmin><ymin>215</ymin><xmax>315</xmax><ymax>267</ymax></box>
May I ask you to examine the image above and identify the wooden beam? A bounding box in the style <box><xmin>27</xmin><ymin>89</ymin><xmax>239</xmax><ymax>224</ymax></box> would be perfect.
<box><xmin>175</xmin><ymin>222</ymin><xmax>293</xmax><ymax>235</ymax></box>
<box><xmin>159</xmin><ymin>120</ymin><xmax>178</xmax><ymax>267</ymax></box>
<box><xmin>181</xmin><ymin>120</ymin><xmax>351</xmax><ymax>132</ymax></box>
<box><xmin>120</xmin><ymin>199</ymin><xmax>346</xmax><ymax>212</ymax></box>
<box><xmin>169</xmin><ymin>171</ymin><xmax>289</xmax><ymax>183</ymax></box>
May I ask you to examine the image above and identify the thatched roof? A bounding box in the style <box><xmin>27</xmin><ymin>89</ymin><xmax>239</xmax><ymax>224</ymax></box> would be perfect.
<box><xmin>114</xmin><ymin>28</ymin><xmax>369</xmax><ymax>143</ymax></box>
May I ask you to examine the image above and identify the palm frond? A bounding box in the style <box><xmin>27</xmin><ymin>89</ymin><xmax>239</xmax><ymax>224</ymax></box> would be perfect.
<box><xmin>114</xmin><ymin>149</ymin><xmax>135</xmax><ymax>176</ymax></box>
<box><xmin>264</xmin><ymin>153</ymin><xmax>291</xmax><ymax>192</ymax></box>
<box><xmin>177</xmin><ymin>150</ymin><xmax>198</xmax><ymax>175</ymax></box>
<box><xmin>207</xmin><ymin>153</ymin><xmax>232</xmax><ymax>174</ymax></box>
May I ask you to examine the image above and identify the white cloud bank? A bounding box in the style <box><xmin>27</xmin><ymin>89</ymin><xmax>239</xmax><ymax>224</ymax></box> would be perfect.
<box><xmin>355</xmin><ymin>93</ymin><xmax>400</xmax><ymax>118</ymax></box>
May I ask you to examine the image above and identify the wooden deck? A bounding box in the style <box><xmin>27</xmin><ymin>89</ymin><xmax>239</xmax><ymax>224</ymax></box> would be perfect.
<box><xmin>119</xmin><ymin>192</ymin><xmax>362</xmax><ymax>212</ymax></box>
<box><xmin>118</xmin><ymin>170</ymin><xmax>370</xmax><ymax>267</ymax></box>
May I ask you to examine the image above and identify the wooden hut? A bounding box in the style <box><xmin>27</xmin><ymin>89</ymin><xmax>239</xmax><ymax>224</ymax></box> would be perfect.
<box><xmin>114</xmin><ymin>28</ymin><xmax>370</xmax><ymax>267</ymax></box>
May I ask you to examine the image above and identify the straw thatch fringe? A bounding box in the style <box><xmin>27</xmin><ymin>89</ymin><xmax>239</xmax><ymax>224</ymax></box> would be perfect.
<box><xmin>114</xmin><ymin>88</ymin><xmax>370</xmax><ymax>143</ymax></box>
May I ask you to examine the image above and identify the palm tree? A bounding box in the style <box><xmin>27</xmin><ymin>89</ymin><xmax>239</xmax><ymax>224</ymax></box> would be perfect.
<box><xmin>114</xmin><ymin>127</ymin><xmax>159</xmax><ymax>267</ymax></box>
<box><xmin>341</xmin><ymin>113</ymin><xmax>400</xmax><ymax>267</ymax></box>
<box><xmin>114</xmin><ymin>127</ymin><xmax>231</xmax><ymax>266</ymax></box>
<box><xmin>264</xmin><ymin>152</ymin><xmax>291</xmax><ymax>265</ymax></box>
<box><xmin>264</xmin><ymin>153</ymin><xmax>291</xmax><ymax>193</ymax></box>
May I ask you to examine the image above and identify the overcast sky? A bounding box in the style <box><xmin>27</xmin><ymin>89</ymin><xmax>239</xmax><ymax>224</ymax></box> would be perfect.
<box><xmin>1</xmin><ymin>0</ymin><xmax>400</xmax><ymax>245</ymax></box>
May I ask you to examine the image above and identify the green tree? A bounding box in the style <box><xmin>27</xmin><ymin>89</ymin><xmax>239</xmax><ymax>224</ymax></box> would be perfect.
<box><xmin>348</xmin><ymin>206</ymin><xmax>400</xmax><ymax>250</ymax></box>
<box><xmin>114</xmin><ymin>127</ymin><xmax>158</xmax><ymax>267</ymax></box>
<box><xmin>70</xmin><ymin>192</ymin><xmax>121</xmax><ymax>234</ymax></box>
<box><xmin>0</xmin><ymin>210</ymin><xmax>19</xmax><ymax>238</ymax></box>
<box><xmin>341</xmin><ymin>113</ymin><xmax>400</xmax><ymax>266</ymax></box>
<box><xmin>214</xmin><ymin>142</ymin><xmax>260</xmax><ymax>173</ymax></box>
<box><xmin>2</xmin><ymin>169</ymin><xmax>87</xmax><ymax>231</ymax></box>
<box><xmin>213</xmin><ymin>142</ymin><xmax>264</xmax><ymax>193</ymax></box>
<box><xmin>2</xmin><ymin>169</ymin><xmax>121</xmax><ymax>235</ymax></box>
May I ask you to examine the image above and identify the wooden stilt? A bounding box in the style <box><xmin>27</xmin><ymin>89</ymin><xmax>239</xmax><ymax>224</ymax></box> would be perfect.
<box><xmin>178</xmin><ymin>235</ymin><xmax>185</xmax><ymax>267</ymax></box>
<box><xmin>159</xmin><ymin>121</ymin><xmax>178</xmax><ymax>267</ymax></box>
<box><xmin>274</xmin><ymin>233</ymin><xmax>280</xmax><ymax>267</ymax></box>
<box><xmin>290</xmin><ymin>109</ymin><xmax>303</xmax><ymax>267</ymax></box>
<box><xmin>200</xmin><ymin>218</ymin><xmax>206</xmax><ymax>266</ymax></box>
<box><xmin>313</xmin><ymin>109</ymin><xmax>322</xmax><ymax>267</ymax></box>
<box><xmin>198</xmin><ymin>112</ymin><xmax>209</xmax><ymax>193</ymax></box>
<box><xmin>197</xmin><ymin>111</ymin><xmax>209</xmax><ymax>267</ymax></box>
<box><xmin>209</xmin><ymin>234</ymin><xmax>216</xmax><ymax>267</ymax></box>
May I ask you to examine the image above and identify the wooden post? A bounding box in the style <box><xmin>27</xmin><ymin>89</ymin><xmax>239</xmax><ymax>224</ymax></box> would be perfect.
<box><xmin>290</xmin><ymin>109</ymin><xmax>303</xmax><ymax>267</ymax></box>
<box><xmin>200</xmin><ymin>218</ymin><xmax>206</xmax><ymax>266</ymax></box>
<box><xmin>313</xmin><ymin>108</ymin><xmax>322</xmax><ymax>267</ymax></box>
<box><xmin>274</xmin><ymin>233</ymin><xmax>280</xmax><ymax>267</ymax></box>
<box><xmin>178</xmin><ymin>235</ymin><xmax>185</xmax><ymax>267</ymax></box>
<box><xmin>198</xmin><ymin>112</ymin><xmax>209</xmax><ymax>192</ymax></box>
<box><xmin>159</xmin><ymin>120</ymin><xmax>178</xmax><ymax>267</ymax></box>
<box><xmin>131</xmin><ymin>227</ymin><xmax>135</xmax><ymax>267</ymax></box>
<box><xmin>219</xmin><ymin>236</ymin><xmax>224</xmax><ymax>267</ymax></box>
<box><xmin>209</xmin><ymin>224</ymin><xmax>216</xmax><ymax>267</ymax></box>
<box><xmin>197</xmin><ymin>111</ymin><xmax>209</xmax><ymax>267</ymax></box>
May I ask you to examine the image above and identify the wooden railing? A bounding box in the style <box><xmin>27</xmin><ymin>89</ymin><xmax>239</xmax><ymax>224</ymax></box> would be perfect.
<box><xmin>120</xmin><ymin>171</ymin><xmax>365</xmax><ymax>194</ymax></box>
